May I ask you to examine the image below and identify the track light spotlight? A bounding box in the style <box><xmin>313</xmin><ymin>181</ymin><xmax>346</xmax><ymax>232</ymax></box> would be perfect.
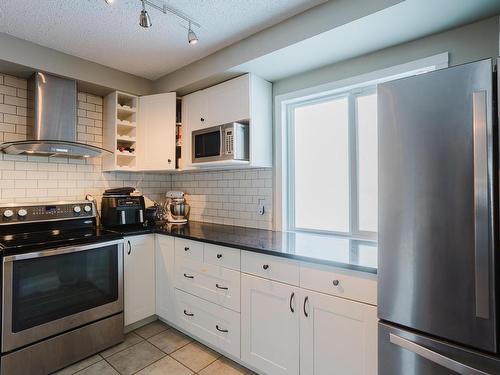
<box><xmin>139</xmin><ymin>0</ymin><xmax>152</xmax><ymax>28</ymax></box>
<box><xmin>188</xmin><ymin>22</ymin><xmax>198</xmax><ymax>45</ymax></box>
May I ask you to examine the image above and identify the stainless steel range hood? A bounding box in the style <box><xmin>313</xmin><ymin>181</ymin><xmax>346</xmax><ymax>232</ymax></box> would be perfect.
<box><xmin>0</xmin><ymin>72</ymin><xmax>111</xmax><ymax>158</ymax></box>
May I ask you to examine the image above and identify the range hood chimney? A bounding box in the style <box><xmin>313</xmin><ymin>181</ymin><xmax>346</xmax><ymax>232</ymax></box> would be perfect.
<box><xmin>0</xmin><ymin>72</ymin><xmax>111</xmax><ymax>158</ymax></box>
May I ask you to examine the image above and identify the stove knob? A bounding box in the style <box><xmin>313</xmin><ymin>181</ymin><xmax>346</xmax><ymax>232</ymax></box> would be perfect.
<box><xmin>18</xmin><ymin>209</ymin><xmax>27</xmax><ymax>217</ymax></box>
<box><xmin>3</xmin><ymin>210</ymin><xmax>13</xmax><ymax>218</ymax></box>
<box><xmin>83</xmin><ymin>205</ymin><xmax>92</xmax><ymax>213</ymax></box>
<box><xmin>73</xmin><ymin>206</ymin><xmax>81</xmax><ymax>213</ymax></box>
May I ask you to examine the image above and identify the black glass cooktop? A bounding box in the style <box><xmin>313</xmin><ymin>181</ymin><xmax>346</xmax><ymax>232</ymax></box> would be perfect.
<box><xmin>0</xmin><ymin>227</ymin><xmax>122</xmax><ymax>255</ymax></box>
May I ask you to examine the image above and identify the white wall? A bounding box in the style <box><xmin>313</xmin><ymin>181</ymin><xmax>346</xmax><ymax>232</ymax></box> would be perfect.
<box><xmin>0</xmin><ymin>33</ymin><xmax>153</xmax><ymax>96</ymax></box>
<box><xmin>273</xmin><ymin>16</ymin><xmax>499</xmax><ymax>96</ymax></box>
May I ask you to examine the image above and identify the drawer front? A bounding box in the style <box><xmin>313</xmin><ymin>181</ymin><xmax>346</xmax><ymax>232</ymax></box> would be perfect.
<box><xmin>175</xmin><ymin>257</ymin><xmax>241</xmax><ymax>312</ymax></box>
<box><xmin>175</xmin><ymin>288</ymin><xmax>240</xmax><ymax>359</ymax></box>
<box><xmin>241</xmin><ymin>252</ymin><xmax>299</xmax><ymax>286</ymax></box>
<box><xmin>175</xmin><ymin>238</ymin><xmax>204</xmax><ymax>262</ymax></box>
<box><xmin>204</xmin><ymin>244</ymin><xmax>241</xmax><ymax>271</ymax></box>
<box><xmin>300</xmin><ymin>264</ymin><xmax>377</xmax><ymax>305</ymax></box>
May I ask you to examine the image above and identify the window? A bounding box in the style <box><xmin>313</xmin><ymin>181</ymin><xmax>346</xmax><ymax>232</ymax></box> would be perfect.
<box><xmin>276</xmin><ymin>53</ymin><xmax>449</xmax><ymax>238</ymax></box>
<box><xmin>287</xmin><ymin>88</ymin><xmax>377</xmax><ymax>239</ymax></box>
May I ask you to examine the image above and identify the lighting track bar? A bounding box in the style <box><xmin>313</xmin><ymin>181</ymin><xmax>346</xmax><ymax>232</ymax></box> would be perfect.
<box><xmin>142</xmin><ymin>0</ymin><xmax>200</xmax><ymax>28</ymax></box>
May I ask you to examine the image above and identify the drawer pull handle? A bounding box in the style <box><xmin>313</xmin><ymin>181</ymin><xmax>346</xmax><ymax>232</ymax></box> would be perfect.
<box><xmin>184</xmin><ymin>247</ymin><xmax>190</xmax><ymax>251</ymax></box>
<box><xmin>184</xmin><ymin>273</ymin><xmax>194</xmax><ymax>279</ymax></box>
<box><xmin>216</xmin><ymin>283</ymin><xmax>228</xmax><ymax>290</ymax></box>
<box><xmin>303</xmin><ymin>296</ymin><xmax>309</xmax><ymax>317</ymax></box>
<box><xmin>216</xmin><ymin>325</ymin><xmax>228</xmax><ymax>333</ymax></box>
<box><xmin>332</xmin><ymin>279</ymin><xmax>340</xmax><ymax>286</ymax></box>
<box><xmin>127</xmin><ymin>240</ymin><xmax>131</xmax><ymax>255</ymax></box>
<box><xmin>184</xmin><ymin>310</ymin><xmax>194</xmax><ymax>317</ymax></box>
<box><xmin>262</xmin><ymin>264</ymin><xmax>269</xmax><ymax>270</ymax></box>
<box><xmin>217</xmin><ymin>254</ymin><xmax>223</xmax><ymax>259</ymax></box>
<box><xmin>290</xmin><ymin>292</ymin><xmax>295</xmax><ymax>313</ymax></box>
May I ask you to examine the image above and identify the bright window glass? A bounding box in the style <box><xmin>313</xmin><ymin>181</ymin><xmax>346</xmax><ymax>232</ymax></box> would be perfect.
<box><xmin>356</xmin><ymin>93</ymin><xmax>378</xmax><ymax>232</ymax></box>
<box><xmin>293</xmin><ymin>97</ymin><xmax>349</xmax><ymax>232</ymax></box>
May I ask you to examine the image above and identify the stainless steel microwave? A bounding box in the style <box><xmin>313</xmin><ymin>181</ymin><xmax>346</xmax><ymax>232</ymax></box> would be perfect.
<box><xmin>192</xmin><ymin>122</ymin><xmax>249</xmax><ymax>163</ymax></box>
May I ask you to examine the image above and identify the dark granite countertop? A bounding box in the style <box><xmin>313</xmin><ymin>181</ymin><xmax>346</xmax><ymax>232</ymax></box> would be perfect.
<box><xmin>110</xmin><ymin>221</ymin><xmax>377</xmax><ymax>274</ymax></box>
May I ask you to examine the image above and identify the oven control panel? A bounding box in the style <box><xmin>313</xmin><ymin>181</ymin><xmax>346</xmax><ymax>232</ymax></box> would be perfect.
<box><xmin>0</xmin><ymin>201</ymin><xmax>95</xmax><ymax>224</ymax></box>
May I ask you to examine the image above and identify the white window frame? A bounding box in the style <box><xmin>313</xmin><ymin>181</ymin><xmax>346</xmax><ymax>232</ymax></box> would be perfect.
<box><xmin>274</xmin><ymin>52</ymin><xmax>450</xmax><ymax>234</ymax></box>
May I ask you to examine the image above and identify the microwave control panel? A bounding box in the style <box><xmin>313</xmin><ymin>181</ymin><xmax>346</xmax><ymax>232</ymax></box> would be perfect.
<box><xmin>224</xmin><ymin>129</ymin><xmax>234</xmax><ymax>155</ymax></box>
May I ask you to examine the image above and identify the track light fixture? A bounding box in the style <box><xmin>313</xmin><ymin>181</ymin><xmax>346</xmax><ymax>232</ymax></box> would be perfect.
<box><xmin>139</xmin><ymin>0</ymin><xmax>152</xmax><ymax>28</ymax></box>
<box><xmin>102</xmin><ymin>0</ymin><xmax>200</xmax><ymax>44</ymax></box>
<box><xmin>188</xmin><ymin>21</ymin><xmax>198</xmax><ymax>45</ymax></box>
<box><xmin>135</xmin><ymin>0</ymin><xmax>200</xmax><ymax>45</ymax></box>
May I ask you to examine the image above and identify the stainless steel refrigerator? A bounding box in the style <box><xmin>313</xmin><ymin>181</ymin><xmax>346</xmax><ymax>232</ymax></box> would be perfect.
<box><xmin>378</xmin><ymin>58</ymin><xmax>500</xmax><ymax>374</ymax></box>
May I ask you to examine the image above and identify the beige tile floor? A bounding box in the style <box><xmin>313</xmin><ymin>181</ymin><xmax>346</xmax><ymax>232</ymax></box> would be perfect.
<box><xmin>54</xmin><ymin>320</ymin><xmax>256</xmax><ymax>375</ymax></box>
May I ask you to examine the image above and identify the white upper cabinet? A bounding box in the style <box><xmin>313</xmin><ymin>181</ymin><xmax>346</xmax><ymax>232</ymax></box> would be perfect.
<box><xmin>103</xmin><ymin>91</ymin><xmax>176</xmax><ymax>171</ymax></box>
<box><xmin>181</xmin><ymin>74</ymin><xmax>272</xmax><ymax>169</ymax></box>
<box><xmin>138</xmin><ymin>93</ymin><xmax>176</xmax><ymax>171</ymax></box>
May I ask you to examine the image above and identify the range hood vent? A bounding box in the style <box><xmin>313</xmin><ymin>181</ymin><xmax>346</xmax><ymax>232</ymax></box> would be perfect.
<box><xmin>0</xmin><ymin>72</ymin><xmax>111</xmax><ymax>158</ymax></box>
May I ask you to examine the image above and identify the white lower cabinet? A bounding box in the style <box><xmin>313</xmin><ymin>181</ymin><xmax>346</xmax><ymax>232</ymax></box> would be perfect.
<box><xmin>300</xmin><ymin>290</ymin><xmax>378</xmax><ymax>375</ymax></box>
<box><xmin>241</xmin><ymin>274</ymin><xmax>300</xmax><ymax>375</ymax></box>
<box><xmin>155</xmin><ymin>235</ymin><xmax>176</xmax><ymax>323</ymax></box>
<box><xmin>175</xmin><ymin>257</ymin><xmax>241</xmax><ymax>312</ymax></box>
<box><xmin>175</xmin><ymin>288</ymin><xmax>241</xmax><ymax>358</ymax></box>
<box><xmin>124</xmin><ymin>234</ymin><xmax>156</xmax><ymax>326</ymax></box>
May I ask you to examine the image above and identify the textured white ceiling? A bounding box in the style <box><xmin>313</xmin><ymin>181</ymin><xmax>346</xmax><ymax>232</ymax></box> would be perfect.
<box><xmin>0</xmin><ymin>0</ymin><xmax>326</xmax><ymax>80</ymax></box>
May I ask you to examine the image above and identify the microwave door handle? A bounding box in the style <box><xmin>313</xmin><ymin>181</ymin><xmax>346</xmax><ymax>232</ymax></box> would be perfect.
<box><xmin>220</xmin><ymin>126</ymin><xmax>225</xmax><ymax>156</ymax></box>
<box><xmin>389</xmin><ymin>334</ymin><xmax>489</xmax><ymax>375</ymax></box>
<box><xmin>120</xmin><ymin>210</ymin><xmax>126</xmax><ymax>225</ymax></box>
<box><xmin>139</xmin><ymin>209</ymin><xmax>144</xmax><ymax>223</ymax></box>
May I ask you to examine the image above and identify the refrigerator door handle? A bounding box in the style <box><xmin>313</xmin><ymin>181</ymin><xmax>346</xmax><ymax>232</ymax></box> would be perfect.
<box><xmin>472</xmin><ymin>90</ymin><xmax>490</xmax><ymax>320</ymax></box>
<box><xmin>390</xmin><ymin>333</ymin><xmax>489</xmax><ymax>375</ymax></box>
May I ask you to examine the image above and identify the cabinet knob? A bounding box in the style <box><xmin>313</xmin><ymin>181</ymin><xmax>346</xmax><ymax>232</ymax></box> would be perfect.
<box><xmin>263</xmin><ymin>264</ymin><xmax>269</xmax><ymax>270</ymax></box>
<box><xmin>168</xmin><ymin>159</ymin><xmax>172</xmax><ymax>163</ymax></box>
<box><xmin>332</xmin><ymin>279</ymin><xmax>340</xmax><ymax>286</ymax></box>
<box><xmin>184</xmin><ymin>247</ymin><xmax>190</xmax><ymax>251</ymax></box>
<box><xmin>216</xmin><ymin>254</ymin><xmax>223</xmax><ymax>259</ymax></box>
<box><xmin>200</xmin><ymin>118</ymin><xmax>205</xmax><ymax>122</ymax></box>
<box><xmin>184</xmin><ymin>310</ymin><xmax>194</xmax><ymax>317</ymax></box>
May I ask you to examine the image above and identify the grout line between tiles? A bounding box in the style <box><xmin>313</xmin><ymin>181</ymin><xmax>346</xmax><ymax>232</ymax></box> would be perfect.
<box><xmin>65</xmin><ymin>354</ymin><xmax>103</xmax><ymax>375</ymax></box>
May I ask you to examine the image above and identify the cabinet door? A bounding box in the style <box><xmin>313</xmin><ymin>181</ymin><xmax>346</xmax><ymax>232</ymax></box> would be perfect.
<box><xmin>138</xmin><ymin>93</ymin><xmax>176</xmax><ymax>170</ymax></box>
<box><xmin>155</xmin><ymin>235</ymin><xmax>175</xmax><ymax>323</ymax></box>
<box><xmin>183</xmin><ymin>90</ymin><xmax>206</xmax><ymax>132</ymax></box>
<box><xmin>204</xmin><ymin>75</ymin><xmax>250</xmax><ymax>127</ymax></box>
<box><xmin>124</xmin><ymin>235</ymin><xmax>156</xmax><ymax>326</ymax></box>
<box><xmin>241</xmin><ymin>274</ymin><xmax>299</xmax><ymax>375</ymax></box>
<box><xmin>300</xmin><ymin>290</ymin><xmax>377</xmax><ymax>375</ymax></box>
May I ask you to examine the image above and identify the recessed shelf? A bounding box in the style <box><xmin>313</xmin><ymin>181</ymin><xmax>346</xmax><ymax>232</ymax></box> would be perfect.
<box><xmin>116</xmin><ymin>152</ymin><xmax>136</xmax><ymax>157</ymax></box>
<box><xmin>117</xmin><ymin>136</ymin><xmax>136</xmax><ymax>143</ymax></box>
<box><xmin>117</xmin><ymin>121</ymin><xmax>136</xmax><ymax>127</ymax></box>
<box><xmin>117</xmin><ymin>105</ymin><xmax>137</xmax><ymax>113</ymax></box>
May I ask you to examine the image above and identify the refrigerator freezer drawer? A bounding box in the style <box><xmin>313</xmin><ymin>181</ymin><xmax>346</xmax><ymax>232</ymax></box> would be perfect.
<box><xmin>379</xmin><ymin>322</ymin><xmax>500</xmax><ymax>375</ymax></box>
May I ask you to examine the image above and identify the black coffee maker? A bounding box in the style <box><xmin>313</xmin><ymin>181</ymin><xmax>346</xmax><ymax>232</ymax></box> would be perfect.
<box><xmin>100</xmin><ymin>187</ymin><xmax>145</xmax><ymax>228</ymax></box>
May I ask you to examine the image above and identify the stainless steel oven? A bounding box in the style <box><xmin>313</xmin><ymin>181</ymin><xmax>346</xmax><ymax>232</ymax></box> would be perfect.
<box><xmin>2</xmin><ymin>239</ymin><xmax>123</xmax><ymax>352</ymax></box>
<box><xmin>192</xmin><ymin>122</ymin><xmax>249</xmax><ymax>164</ymax></box>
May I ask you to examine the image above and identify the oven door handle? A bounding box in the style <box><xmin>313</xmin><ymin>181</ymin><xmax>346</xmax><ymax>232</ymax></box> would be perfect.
<box><xmin>3</xmin><ymin>239</ymin><xmax>125</xmax><ymax>262</ymax></box>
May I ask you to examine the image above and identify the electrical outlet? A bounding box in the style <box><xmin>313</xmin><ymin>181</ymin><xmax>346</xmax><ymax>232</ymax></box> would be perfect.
<box><xmin>258</xmin><ymin>199</ymin><xmax>266</xmax><ymax>215</ymax></box>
